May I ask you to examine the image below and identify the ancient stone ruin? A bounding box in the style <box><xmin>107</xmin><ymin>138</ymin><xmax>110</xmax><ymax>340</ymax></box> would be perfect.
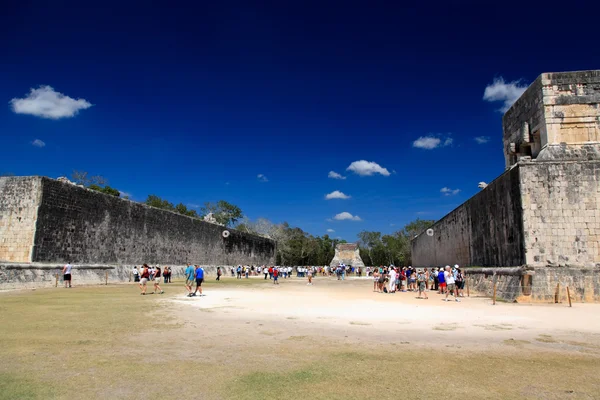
<box><xmin>0</xmin><ymin>176</ymin><xmax>276</xmax><ymax>289</ymax></box>
<box><xmin>411</xmin><ymin>70</ymin><xmax>600</xmax><ymax>302</ymax></box>
<box><xmin>329</xmin><ymin>243</ymin><xmax>365</xmax><ymax>268</ymax></box>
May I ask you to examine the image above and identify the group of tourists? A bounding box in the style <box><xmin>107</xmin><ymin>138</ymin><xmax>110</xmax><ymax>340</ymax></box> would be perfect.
<box><xmin>184</xmin><ymin>263</ymin><xmax>205</xmax><ymax>297</ymax></box>
<box><xmin>134</xmin><ymin>264</ymin><xmax>166</xmax><ymax>295</ymax></box>
<box><xmin>132</xmin><ymin>265</ymin><xmax>172</xmax><ymax>284</ymax></box>
<box><xmin>371</xmin><ymin>265</ymin><xmax>465</xmax><ymax>302</ymax></box>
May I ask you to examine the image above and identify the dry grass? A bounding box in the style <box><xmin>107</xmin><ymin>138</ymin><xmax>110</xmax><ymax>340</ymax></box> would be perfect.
<box><xmin>1</xmin><ymin>282</ymin><xmax>599</xmax><ymax>400</ymax></box>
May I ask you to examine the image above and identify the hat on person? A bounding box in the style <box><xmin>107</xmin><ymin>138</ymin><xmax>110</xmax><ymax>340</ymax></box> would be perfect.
<box><xmin>454</xmin><ymin>264</ymin><xmax>459</xmax><ymax>269</ymax></box>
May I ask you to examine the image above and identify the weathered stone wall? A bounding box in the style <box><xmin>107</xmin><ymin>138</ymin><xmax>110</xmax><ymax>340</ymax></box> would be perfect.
<box><xmin>411</xmin><ymin>166</ymin><xmax>524</xmax><ymax>267</ymax></box>
<box><xmin>0</xmin><ymin>263</ymin><xmax>224</xmax><ymax>290</ymax></box>
<box><xmin>520</xmin><ymin>160</ymin><xmax>600</xmax><ymax>268</ymax></box>
<box><xmin>29</xmin><ymin>177</ymin><xmax>276</xmax><ymax>265</ymax></box>
<box><xmin>0</xmin><ymin>177</ymin><xmax>42</xmax><ymax>262</ymax></box>
<box><xmin>502</xmin><ymin>70</ymin><xmax>600</xmax><ymax>168</ymax></box>
<box><xmin>502</xmin><ymin>76</ymin><xmax>545</xmax><ymax>168</ymax></box>
<box><xmin>0</xmin><ymin>177</ymin><xmax>276</xmax><ymax>274</ymax></box>
<box><xmin>466</xmin><ymin>267</ymin><xmax>600</xmax><ymax>303</ymax></box>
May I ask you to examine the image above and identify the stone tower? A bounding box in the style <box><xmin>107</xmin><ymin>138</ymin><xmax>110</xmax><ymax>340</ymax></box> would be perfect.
<box><xmin>329</xmin><ymin>243</ymin><xmax>365</xmax><ymax>268</ymax></box>
<box><xmin>503</xmin><ymin>70</ymin><xmax>600</xmax><ymax>168</ymax></box>
<box><xmin>411</xmin><ymin>70</ymin><xmax>600</xmax><ymax>302</ymax></box>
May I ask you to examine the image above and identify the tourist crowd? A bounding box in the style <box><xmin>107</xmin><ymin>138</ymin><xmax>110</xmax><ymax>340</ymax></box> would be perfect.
<box><xmin>128</xmin><ymin>263</ymin><xmax>465</xmax><ymax>301</ymax></box>
<box><xmin>369</xmin><ymin>265</ymin><xmax>465</xmax><ymax>301</ymax></box>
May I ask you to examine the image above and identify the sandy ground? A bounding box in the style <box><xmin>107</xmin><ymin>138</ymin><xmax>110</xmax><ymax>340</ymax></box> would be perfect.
<box><xmin>168</xmin><ymin>276</ymin><xmax>600</xmax><ymax>353</ymax></box>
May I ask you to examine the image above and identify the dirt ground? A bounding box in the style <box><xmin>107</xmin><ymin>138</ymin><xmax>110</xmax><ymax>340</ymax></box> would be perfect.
<box><xmin>172</xmin><ymin>276</ymin><xmax>600</xmax><ymax>348</ymax></box>
<box><xmin>1</xmin><ymin>275</ymin><xmax>600</xmax><ymax>399</ymax></box>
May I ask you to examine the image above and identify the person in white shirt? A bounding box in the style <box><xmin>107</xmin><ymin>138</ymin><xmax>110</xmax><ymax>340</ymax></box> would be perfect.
<box><xmin>388</xmin><ymin>267</ymin><xmax>397</xmax><ymax>293</ymax></box>
<box><xmin>132</xmin><ymin>266</ymin><xmax>140</xmax><ymax>282</ymax></box>
<box><xmin>62</xmin><ymin>263</ymin><xmax>73</xmax><ymax>288</ymax></box>
<box><xmin>444</xmin><ymin>265</ymin><xmax>460</xmax><ymax>302</ymax></box>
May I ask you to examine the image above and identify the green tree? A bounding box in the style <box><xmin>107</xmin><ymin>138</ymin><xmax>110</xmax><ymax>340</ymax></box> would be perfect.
<box><xmin>175</xmin><ymin>203</ymin><xmax>199</xmax><ymax>218</ymax></box>
<box><xmin>145</xmin><ymin>195</ymin><xmax>175</xmax><ymax>211</ymax></box>
<box><xmin>201</xmin><ymin>200</ymin><xmax>243</xmax><ymax>227</ymax></box>
<box><xmin>88</xmin><ymin>184</ymin><xmax>120</xmax><ymax>197</ymax></box>
<box><xmin>403</xmin><ymin>218</ymin><xmax>436</xmax><ymax>239</ymax></box>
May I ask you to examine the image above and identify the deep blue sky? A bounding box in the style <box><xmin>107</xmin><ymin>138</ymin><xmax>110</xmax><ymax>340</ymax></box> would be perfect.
<box><xmin>1</xmin><ymin>1</ymin><xmax>599</xmax><ymax>241</ymax></box>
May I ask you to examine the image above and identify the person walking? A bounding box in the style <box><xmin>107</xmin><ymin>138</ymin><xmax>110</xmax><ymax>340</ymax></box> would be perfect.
<box><xmin>307</xmin><ymin>267</ymin><xmax>313</xmax><ymax>285</ymax></box>
<box><xmin>438</xmin><ymin>268</ymin><xmax>446</xmax><ymax>294</ymax></box>
<box><xmin>388</xmin><ymin>267</ymin><xmax>397</xmax><ymax>293</ymax></box>
<box><xmin>153</xmin><ymin>266</ymin><xmax>164</xmax><ymax>294</ymax></box>
<box><xmin>163</xmin><ymin>266</ymin><xmax>169</xmax><ymax>284</ymax></box>
<box><xmin>185</xmin><ymin>263</ymin><xmax>195</xmax><ymax>296</ymax></box>
<box><xmin>192</xmin><ymin>265</ymin><xmax>204</xmax><ymax>297</ymax></box>
<box><xmin>62</xmin><ymin>262</ymin><xmax>73</xmax><ymax>288</ymax></box>
<box><xmin>273</xmin><ymin>267</ymin><xmax>279</xmax><ymax>285</ymax></box>
<box><xmin>455</xmin><ymin>267</ymin><xmax>465</xmax><ymax>297</ymax></box>
<box><xmin>444</xmin><ymin>266</ymin><xmax>459</xmax><ymax>302</ymax></box>
<box><xmin>216</xmin><ymin>267</ymin><xmax>222</xmax><ymax>281</ymax></box>
<box><xmin>372</xmin><ymin>270</ymin><xmax>379</xmax><ymax>292</ymax></box>
<box><xmin>417</xmin><ymin>269</ymin><xmax>428</xmax><ymax>299</ymax></box>
<box><xmin>139</xmin><ymin>264</ymin><xmax>150</xmax><ymax>295</ymax></box>
<box><xmin>132</xmin><ymin>266</ymin><xmax>140</xmax><ymax>283</ymax></box>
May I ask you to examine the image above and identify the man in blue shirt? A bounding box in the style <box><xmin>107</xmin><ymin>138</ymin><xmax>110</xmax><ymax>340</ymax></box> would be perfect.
<box><xmin>438</xmin><ymin>268</ymin><xmax>446</xmax><ymax>294</ymax></box>
<box><xmin>185</xmin><ymin>263</ymin><xmax>195</xmax><ymax>297</ymax></box>
<box><xmin>192</xmin><ymin>265</ymin><xmax>204</xmax><ymax>297</ymax></box>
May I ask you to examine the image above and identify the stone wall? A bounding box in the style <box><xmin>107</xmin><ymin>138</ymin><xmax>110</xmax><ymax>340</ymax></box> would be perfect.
<box><xmin>520</xmin><ymin>160</ymin><xmax>600</xmax><ymax>268</ymax></box>
<box><xmin>466</xmin><ymin>267</ymin><xmax>600</xmax><ymax>303</ymax></box>
<box><xmin>502</xmin><ymin>76</ymin><xmax>545</xmax><ymax>168</ymax></box>
<box><xmin>0</xmin><ymin>176</ymin><xmax>276</xmax><ymax>270</ymax></box>
<box><xmin>0</xmin><ymin>177</ymin><xmax>42</xmax><ymax>262</ymax></box>
<box><xmin>502</xmin><ymin>70</ymin><xmax>600</xmax><ymax>168</ymax></box>
<box><xmin>411</xmin><ymin>166</ymin><xmax>524</xmax><ymax>267</ymax></box>
<box><xmin>0</xmin><ymin>263</ymin><xmax>223</xmax><ymax>290</ymax></box>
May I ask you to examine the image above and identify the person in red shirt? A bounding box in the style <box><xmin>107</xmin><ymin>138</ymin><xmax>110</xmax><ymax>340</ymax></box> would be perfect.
<box><xmin>273</xmin><ymin>267</ymin><xmax>279</xmax><ymax>285</ymax></box>
<box><xmin>268</xmin><ymin>266</ymin><xmax>274</xmax><ymax>280</ymax></box>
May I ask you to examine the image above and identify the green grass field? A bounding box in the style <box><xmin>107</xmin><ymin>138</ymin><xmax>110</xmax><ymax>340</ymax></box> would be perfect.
<box><xmin>1</xmin><ymin>281</ymin><xmax>599</xmax><ymax>399</ymax></box>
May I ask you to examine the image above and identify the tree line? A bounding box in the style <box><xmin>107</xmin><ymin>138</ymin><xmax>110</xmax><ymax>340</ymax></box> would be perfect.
<box><xmin>356</xmin><ymin>219</ymin><xmax>435</xmax><ymax>266</ymax></box>
<box><xmin>70</xmin><ymin>171</ymin><xmax>242</xmax><ymax>226</ymax></box>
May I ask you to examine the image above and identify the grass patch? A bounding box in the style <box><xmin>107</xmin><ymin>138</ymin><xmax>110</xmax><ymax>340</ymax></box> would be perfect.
<box><xmin>288</xmin><ymin>336</ymin><xmax>308</xmax><ymax>341</ymax></box>
<box><xmin>474</xmin><ymin>324</ymin><xmax>514</xmax><ymax>331</ymax></box>
<box><xmin>0</xmin><ymin>373</ymin><xmax>57</xmax><ymax>400</ymax></box>
<box><xmin>536</xmin><ymin>334</ymin><xmax>557</xmax><ymax>343</ymax></box>
<box><xmin>503</xmin><ymin>339</ymin><xmax>531</xmax><ymax>347</ymax></box>
<box><xmin>1</xmin><ymin>284</ymin><xmax>599</xmax><ymax>399</ymax></box>
<box><xmin>225</xmin><ymin>350</ymin><xmax>599</xmax><ymax>400</ymax></box>
<box><xmin>433</xmin><ymin>323</ymin><xmax>459</xmax><ymax>331</ymax></box>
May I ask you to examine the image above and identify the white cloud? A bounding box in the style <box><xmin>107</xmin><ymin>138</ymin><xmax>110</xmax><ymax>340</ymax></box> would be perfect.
<box><xmin>474</xmin><ymin>136</ymin><xmax>490</xmax><ymax>144</ymax></box>
<box><xmin>31</xmin><ymin>139</ymin><xmax>45</xmax><ymax>148</ymax></box>
<box><xmin>328</xmin><ymin>171</ymin><xmax>346</xmax><ymax>180</ymax></box>
<box><xmin>346</xmin><ymin>160</ymin><xmax>390</xmax><ymax>177</ymax></box>
<box><xmin>333</xmin><ymin>212</ymin><xmax>362</xmax><ymax>221</ymax></box>
<box><xmin>327</xmin><ymin>229</ymin><xmax>335</xmax><ymax>233</ymax></box>
<box><xmin>187</xmin><ymin>203</ymin><xmax>201</xmax><ymax>208</ymax></box>
<box><xmin>483</xmin><ymin>77</ymin><xmax>528</xmax><ymax>113</ymax></box>
<box><xmin>325</xmin><ymin>190</ymin><xmax>351</xmax><ymax>200</ymax></box>
<box><xmin>10</xmin><ymin>85</ymin><xmax>92</xmax><ymax>119</ymax></box>
<box><xmin>119</xmin><ymin>191</ymin><xmax>132</xmax><ymax>198</ymax></box>
<box><xmin>440</xmin><ymin>187</ymin><xmax>460</xmax><ymax>196</ymax></box>
<box><xmin>413</xmin><ymin>135</ymin><xmax>453</xmax><ymax>150</ymax></box>
<box><xmin>257</xmin><ymin>174</ymin><xmax>268</xmax><ymax>182</ymax></box>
